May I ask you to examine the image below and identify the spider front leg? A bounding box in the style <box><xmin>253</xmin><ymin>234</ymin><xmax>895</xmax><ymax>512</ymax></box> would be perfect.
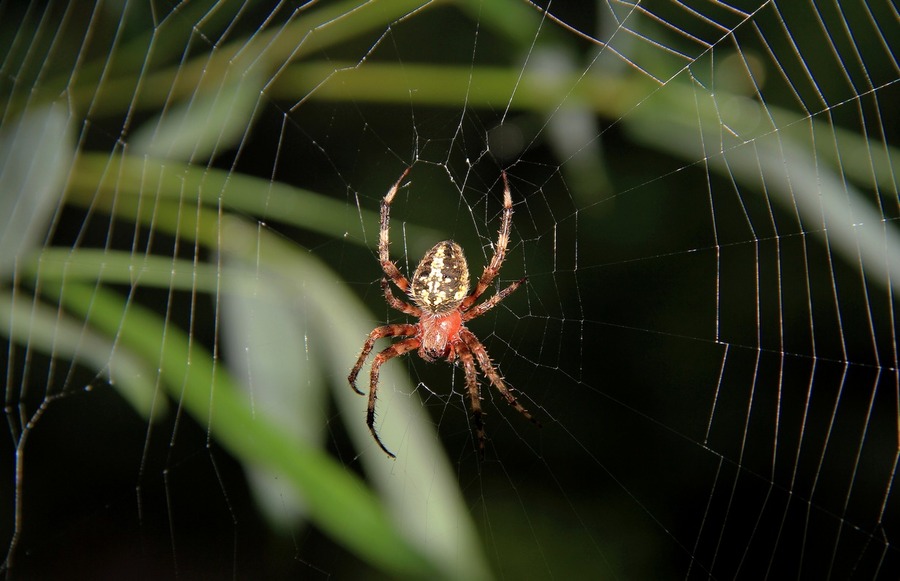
<box><xmin>348</xmin><ymin>323</ymin><xmax>417</xmax><ymax>395</ymax></box>
<box><xmin>461</xmin><ymin>170</ymin><xmax>514</xmax><ymax>310</ymax></box>
<box><xmin>462</xmin><ymin>276</ymin><xmax>526</xmax><ymax>321</ymax></box>
<box><xmin>366</xmin><ymin>338</ymin><xmax>420</xmax><ymax>458</ymax></box>
<box><xmin>379</xmin><ymin>167</ymin><xmax>413</xmax><ymax>293</ymax></box>
<box><xmin>382</xmin><ymin>278</ymin><xmax>422</xmax><ymax>317</ymax></box>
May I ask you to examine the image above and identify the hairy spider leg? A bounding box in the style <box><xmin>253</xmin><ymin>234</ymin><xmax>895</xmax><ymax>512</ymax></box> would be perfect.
<box><xmin>456</xmin><ymin>342</ymin><xmax>487</xmax><ymax>457</ymax></box>
<box><xmin>460</xmin><ymin>327</ymin><xmax>541</xmax><ymax>428</ymax></box>
<box><xmin>366</xmin><ymin>338</ymin><xmax>421</xmax><ymax>458</ymax></box>
<box><xmin>462</xmin><ymin>277</ymin><xmax>527</xmax><ymax>321</ymax></box>
<box><xmin>381</xmin><ymin>278</ymin><xmax>421</xmax><ymax>317</ymax></box>
<box><xmin>379</xmin><ymin>167</ymin><xmax>412</xmax><ymax>293</ymax></box>
<box><xmin>461</xmin><ymin>170</ymin><xmax>514</xmax><ymax>311</ymax></box>
<box><xmin>348</xmin><ymin>324</ymin><xmax>417</xmax><ymax>395</ymax></box>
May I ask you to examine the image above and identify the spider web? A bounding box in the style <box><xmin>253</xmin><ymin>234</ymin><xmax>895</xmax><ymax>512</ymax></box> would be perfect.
<box><xmin>1</xmin><ymin>0</ymin><xmax>898</xmax><ymax>578</ymax></box>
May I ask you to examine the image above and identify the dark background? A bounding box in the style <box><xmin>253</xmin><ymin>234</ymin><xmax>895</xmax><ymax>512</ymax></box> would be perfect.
<box><xmin>1</xmin><ymin>1</ymin><xmax>898</xmax><ymax>578</ymax></box>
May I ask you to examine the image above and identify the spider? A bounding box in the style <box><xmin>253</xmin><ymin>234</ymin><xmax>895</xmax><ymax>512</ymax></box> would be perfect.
<box><xmin>349</xmin><ymin>167</ymin><xmax>540</xmax><ymax>458</ymax></box>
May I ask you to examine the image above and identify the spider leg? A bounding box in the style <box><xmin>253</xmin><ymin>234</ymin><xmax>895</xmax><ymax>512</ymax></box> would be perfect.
<box><xmin>456</xmin><ymin>342</ymin><xmax>487</xmax><ymax>458</ymax></box>
<box><xmin>349</xmin><ymin>324</ymin><xmax>417</xmax><ymax>395</ymax></box>
<box><xmin>379</xmin><ymin>167</ymin><xmax>413</xmax><ymax>293</ymax></box>
<box><xmin>382</xmin><ymin>277</ymin><xmax>422</xmax><ymax>317</ymax></box>
<box><xmin>462</xmin><ymin>276</ymin><xmax>526</xmax><ymax>321</ymax></box>
<box><xmin>460</xmin><ymin>328</ymin><xmax>541</xmax><ymax>428</ymax></box>
<box><xmin>461</xmin><ymin>171</ymin><xmax>514</xmax><ymax>311</ymax></box>
<box><xmin>367</xmin><ymin>338</ymin><xmax>420</xmax><ymax>458</ymax></box>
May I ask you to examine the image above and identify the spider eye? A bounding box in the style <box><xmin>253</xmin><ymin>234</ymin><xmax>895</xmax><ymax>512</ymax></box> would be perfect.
<box><xmin>411</xmin><ymin>241</ymin><xmax>470</xmax><ymax>313</ymax></box>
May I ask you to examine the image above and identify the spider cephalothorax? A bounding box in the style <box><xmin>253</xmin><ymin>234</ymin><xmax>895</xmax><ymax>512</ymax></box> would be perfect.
<box><xmin>349</xmin><ymin>168</ymin><xmax>540</xmax><ymax>458</ymax></box>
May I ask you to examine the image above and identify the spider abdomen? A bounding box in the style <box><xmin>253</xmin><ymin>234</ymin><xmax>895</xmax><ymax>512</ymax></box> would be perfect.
<box><xmin>411</xmin><ymin>240</ymin><xmax>470</xmax><ymax>314</ymax></box>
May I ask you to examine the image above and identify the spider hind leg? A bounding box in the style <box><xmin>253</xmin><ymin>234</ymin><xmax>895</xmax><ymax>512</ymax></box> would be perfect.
<box><xmin>365</xmin><ymin>338</ymin><xmax>420</xmax><ymax>458</ymax></box>
<box><xmin>461</xmin><ymin>328</ymin><xmax>541</xmax><ymax>427</ymax></box>
<box><xmin>457</xmin><ymin>343</ymin><xmax>487</xmax><ymax>458</ymax></box>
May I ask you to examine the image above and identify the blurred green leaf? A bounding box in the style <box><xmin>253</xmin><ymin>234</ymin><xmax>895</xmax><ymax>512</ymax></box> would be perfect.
<box><xmin>28</xmin><ymin>177</ymin><xmax>491</xmax><ymax>578</ymax></box>
<box><xmin>130</xmin><ymin>69</ymin><xmax>265</xmax><ymax>162</ymax></box>
<box><xmin>219</xmin><ymin>217</ymin><xmax>494</xmax><ymax>581</ymax></box>
<box><xmin>0</xmin><ymin>287</ymin><xmax>166</xmax><ymax>420</ymax></box>
<box><xmin>0</xmin><ymin>103</ymin><xmax>73</xmax><ymax>275</ymax></box>
<box><xmin>66</xmin><ymin>153</ymin><xmax>440</xmax><ymax>249</ymax></box>
<box><xmin>43</xmin><ymin>278</ymin><xmax>437</xmax><ymax>577</ymax></box>
<box><xmin>219</xmin><ymin>250</ymin><xmax>327</xmax><ymax>530</ymax></box>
